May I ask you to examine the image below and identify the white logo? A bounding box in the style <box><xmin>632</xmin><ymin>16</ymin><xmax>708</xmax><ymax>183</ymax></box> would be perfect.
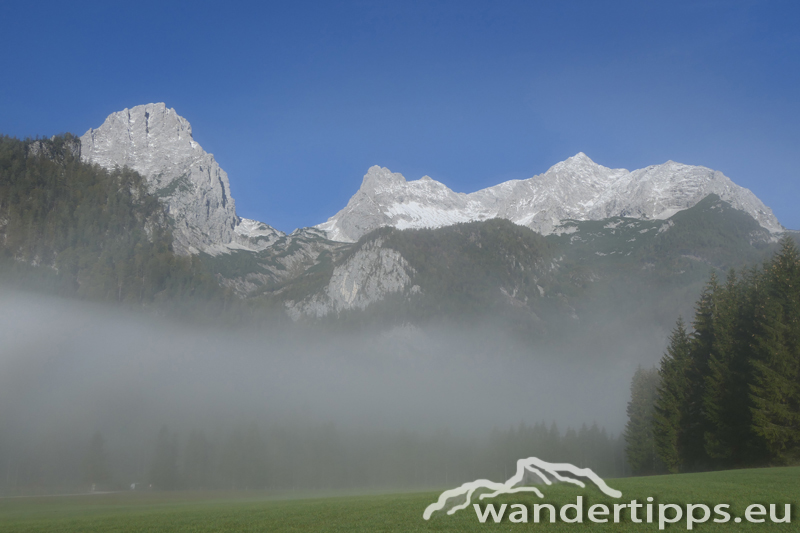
<box><xmin>423</xmin><ymin>457</ymin><xmax>622</xmax><ymax>520</ymax></box>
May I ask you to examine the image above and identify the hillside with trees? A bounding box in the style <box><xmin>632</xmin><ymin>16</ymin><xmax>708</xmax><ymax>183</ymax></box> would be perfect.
<box><xmin>625</xmin><ymin>237</ymin><xmax>800</xmax><ymax>473</ymax></box>
<box><xmin>0</xmin><ymin>134</ymin><xmax>236</xmax><ymax>319</ymax></box>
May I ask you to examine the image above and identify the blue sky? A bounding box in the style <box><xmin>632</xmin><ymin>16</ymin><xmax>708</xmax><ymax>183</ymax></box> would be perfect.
<box><xmin>2</xmin><ymin>0</ymin><xmax>799</xmax><ymax>232</ymax></box>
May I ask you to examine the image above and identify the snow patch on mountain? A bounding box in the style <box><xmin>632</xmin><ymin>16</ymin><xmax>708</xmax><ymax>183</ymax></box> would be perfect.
<box><xmin>232</xmin><ymin>218</ymin><xmax>283</xmax><ymax>251</ymax></box>
<box><xmin>315</xmin><ymin>166</ymin><xmax>491</xmax><ymax>242</ymax></box>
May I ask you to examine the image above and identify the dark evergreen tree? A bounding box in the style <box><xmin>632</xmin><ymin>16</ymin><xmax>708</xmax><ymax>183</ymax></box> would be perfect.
<box><xmin>624</xmin><ymin>366</ymin><xmax>664</xmax><ymax>475</ymax></box>
<box><xmin>653</xmin><ymin>317</ymin><xmax>691</xmax><ymax>473</ymax></box>
<box><xmin>682</xmin><ymin>274</ymin><xmax>719</xmax><ymax>470</ymax></box>
<box><xmin>749</xmin><ymin>237</ymin><xmax>800</xmax><ymax>463</ymax></box>
<box><xmin>703</xmin><ymin>270</ymin><xmax>754</xmax><ymax>466</ymax></box>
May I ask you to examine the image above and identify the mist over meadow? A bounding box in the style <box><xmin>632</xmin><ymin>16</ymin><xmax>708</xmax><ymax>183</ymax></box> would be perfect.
<box><xmin>0</xmin><ymin>288</ymin><xmax>659</xmax><ymax>492</ymax></box>
<box><xmin>0</xmin><ymin>104</ymin><xmax>782</xmax><ymax>495</ymax></box>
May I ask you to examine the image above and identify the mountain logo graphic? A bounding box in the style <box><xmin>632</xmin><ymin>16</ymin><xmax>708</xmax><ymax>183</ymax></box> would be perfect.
<box><xmin>423</xmin><ymin>457</ymin><xmax>622</xmax><ymax>520</ymax></box>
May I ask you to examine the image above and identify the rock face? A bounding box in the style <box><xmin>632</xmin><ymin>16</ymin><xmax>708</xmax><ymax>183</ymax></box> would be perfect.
<box><xmin>316</xmin><ymin>153</ymin><xmax>782</xmax><ymax>241</ymax></box>
<box><xmin>27</xmin><ymin>135</ymin><xmax>82</xmax><ymax>161</ymax></box>
<box><xmin>80</xmin><ymin>103</ymin><xmax>282</xmax><ymax>254</ymax></box>
<box><xmin>285</xmin><ymin>237</ymin><xmax>417</xmax><ymax>320</ymax></box>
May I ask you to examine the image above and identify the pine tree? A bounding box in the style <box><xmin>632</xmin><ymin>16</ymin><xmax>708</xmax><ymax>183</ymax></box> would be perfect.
<box><xmin>624</xmin><ymin>366</ymin><xmax>664</xmax><ymax>475</ymax></box>
<box><xmin>749</xmin><ymin>237</ymin><xmax>800</xmax><ymax>463</ymax></box>
<box><xmin>703</xmin><ymin>270</ymin><xmax>754</xmax><ymax>466</ymax></box>
<box><xmin>683</xmin><ymin>274</ymin><xmax>719</xmax><ymax>470</ymax></box>
<box><xmin>653</xmin><ymin>317</ymin><xmax>691</xmax><ymax>473</ymax></box>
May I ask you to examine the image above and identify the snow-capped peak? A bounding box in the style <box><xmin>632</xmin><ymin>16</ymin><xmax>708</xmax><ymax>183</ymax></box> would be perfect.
<box><xmin>315</xmin><ymin>155</ymin><xmax>782</xmax><ymax>242</ymax></box>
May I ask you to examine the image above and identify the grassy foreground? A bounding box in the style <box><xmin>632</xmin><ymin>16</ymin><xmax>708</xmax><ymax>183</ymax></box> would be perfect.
<box><xmin>0</xmin><ymin>467</ymin><xmax>797</xmax><ymax>532</ymax></box>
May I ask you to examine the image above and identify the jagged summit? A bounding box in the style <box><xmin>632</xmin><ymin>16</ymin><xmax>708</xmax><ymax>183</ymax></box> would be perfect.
<box><xmin>316</xmin><ymin>154</ymin><xmax>782</xmax><ymax>241</ymax></box>
<box><xmin>316</xmin><ymin>165</ymin><xmax>491</xmax><ymax>242</ymax></box>
<box><xmin>80</xmin><ymin>103</ymin><xmax>282</xmax><ymax>255</ymax></box>
<box><xmin>551</xmin><ymin>151</ymin><xmax>597</xmax><ymax>168</ymax></box>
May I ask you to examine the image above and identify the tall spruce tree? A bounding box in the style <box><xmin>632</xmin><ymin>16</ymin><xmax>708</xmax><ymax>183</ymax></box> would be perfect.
<box><xmin>654</xmin><ymin>317</ymin><xmax>691</xmax><ymax>473</ymax></box>
<box><xmin>749</xmin><ymin>237</ymin><xmax>800</xmax><ymax>463</ymax></box>
<box><xmin>681</xmin><ymin>273</ymin><xmax>719</xmax><ymax>470</ymax></box>
<box><xmin>625</xmin><ymin>366</ymin><xmax>664</xmax><ymax>475</ymax></box>
<box><xmin>703</xmin><ymin>270</ymin><xmax>754</xmax><ymax>466</ymax></box>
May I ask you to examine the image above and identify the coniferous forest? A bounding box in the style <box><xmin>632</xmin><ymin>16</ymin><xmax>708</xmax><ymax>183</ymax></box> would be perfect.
<box><xmin>625</xmin><ymin>238</ymin><xmax>800</xmax><ymax>473</ymax></box>
<box><xmin>0</xmin><ymin>134</ymin><xmax>235</xmax><ymax>319</ymax></box>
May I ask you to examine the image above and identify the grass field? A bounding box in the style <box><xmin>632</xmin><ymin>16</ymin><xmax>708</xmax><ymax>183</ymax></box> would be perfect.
<box><xmin>0</xmin><ymin>467</ymin><xmax>797</xmax><ymax>532</ymax></box>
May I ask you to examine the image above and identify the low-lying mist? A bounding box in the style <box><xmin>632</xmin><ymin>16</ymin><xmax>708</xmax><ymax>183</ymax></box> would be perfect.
<box><xmin>0</xmin><ymin>289</ymin><xmax>665</xmax><ymax>493</ymax></box>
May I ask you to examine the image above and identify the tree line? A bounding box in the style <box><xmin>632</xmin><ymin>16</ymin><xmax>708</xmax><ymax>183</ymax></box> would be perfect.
<box><xmin>3</xmin><ymin>421</ymin><xmax>625</xmax><ymax>494</ymax></box>
<box><xmin>625</xmin><ymin>237</ymin><xmax>800</xmax><ymax>474</ymax></box>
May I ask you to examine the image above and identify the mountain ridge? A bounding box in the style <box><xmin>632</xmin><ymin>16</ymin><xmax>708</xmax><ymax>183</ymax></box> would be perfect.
<box><xmin>79</xmin><ymin>104</ymin><xmax>784</xmax><ymax>255</ymax></box>
<box><xmin>316</xmin><ymin>153</ymin><xmax>782</xmax><ymax>242</ymax></box>
<box><xmin>2</xmin><ymin>131</ymin><xmax>793</xmax><ymax>332</ymax></box>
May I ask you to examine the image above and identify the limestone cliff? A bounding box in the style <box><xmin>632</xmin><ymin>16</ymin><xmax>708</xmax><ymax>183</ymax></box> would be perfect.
<box><xmin>80</xmin><ymin>103</ymin><xmax>282</xmax><ymax>254</ymax></box>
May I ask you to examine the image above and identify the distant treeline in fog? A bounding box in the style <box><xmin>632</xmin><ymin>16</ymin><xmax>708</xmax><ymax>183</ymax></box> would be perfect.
<box><xmin>625</xmin><ymin>238</ymin><xmax>800</xmax><ymax>474</ymax></box>
<box><xmin>1</xmin><ymin>421</ymin><xmax>626</xmax><ymax>494</ymax></box>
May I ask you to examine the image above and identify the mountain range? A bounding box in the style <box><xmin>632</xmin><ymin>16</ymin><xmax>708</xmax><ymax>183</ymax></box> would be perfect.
<box><xmin>316</xmin><ymin>156</ymin><xmax>781</xmax><ymax>242</ymax></box>
<box><xmin>4</xmin><ymin>103</ymin><xmax>795</xmax><ymax>336</ymax></box>
<box><xmin>79</xmin><ymin>103</ymin><xmax>782</xmax><ymax>252</ymax></box>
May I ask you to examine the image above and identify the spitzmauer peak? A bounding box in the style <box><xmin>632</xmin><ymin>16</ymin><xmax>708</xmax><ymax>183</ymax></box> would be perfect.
<box><xmin>80</xmin><ymin>103</ymin><xmax>282</xmax><ymax>255</ymax></box>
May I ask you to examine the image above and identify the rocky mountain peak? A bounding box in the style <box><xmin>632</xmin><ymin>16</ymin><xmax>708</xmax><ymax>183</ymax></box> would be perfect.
<box><xmin>544</xmin><ymin>152</ymin><xmax>625</xmax><ymax>184</ymax></box>
<box><xmin>554</xmin><ymin>151</ymin><xmax>595</xmax><ymax>168</ymax></box>
<box><xmin>316</xmin><ymin>166</ymin><xmax>485</xmax><ymax>242</ymax></box>
<box><xmin>80</xmin><ymin>103</ymin><xmax>282</xmax><ymax>255</ymax></box>
<box><xmin>361</xmin><ymin>165</ymin><xmax>407</xmax><ymax>191</ymax></box>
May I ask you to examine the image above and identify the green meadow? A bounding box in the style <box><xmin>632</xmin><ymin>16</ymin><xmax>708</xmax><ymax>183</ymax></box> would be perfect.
<box><xmin>1</xmin><ymin>467</ymin><xmax>797</xmax><ymax>532</ymax></box>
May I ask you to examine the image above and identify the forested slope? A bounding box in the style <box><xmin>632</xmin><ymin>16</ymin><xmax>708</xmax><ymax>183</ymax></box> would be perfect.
<box><xmin>625</xmin><ymin>238</ymin><xmax>800</xmax><ymax>473</ymax></box>
<box><xmin>0</xmin><ymin>135</ymin><xmax>233</xmax><ymax>318</ymax></box>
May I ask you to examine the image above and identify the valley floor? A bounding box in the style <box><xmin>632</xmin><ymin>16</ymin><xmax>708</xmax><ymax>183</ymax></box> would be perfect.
<box><xmin>0</xmin><ymin>467</ymin><xmax>797</xmax><ymax>532</ymax></box>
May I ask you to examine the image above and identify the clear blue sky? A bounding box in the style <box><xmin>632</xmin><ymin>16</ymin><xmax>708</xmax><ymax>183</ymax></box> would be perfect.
<box><xmin>2</xmin><ymin>0</ymin><xmax>799</xmax><ymax>232</ymax></box>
